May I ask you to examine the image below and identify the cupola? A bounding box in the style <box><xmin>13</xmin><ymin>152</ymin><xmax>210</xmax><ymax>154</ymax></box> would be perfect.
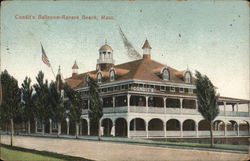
<box><xmin>97</xmin><ymin>40</ymin><xmax>115</xmax><ymax>71</ymax></box>
<box><xmin>142</xmin><ymin>39</ymin><xmax>152</xmax><ymax>59</ymax></box>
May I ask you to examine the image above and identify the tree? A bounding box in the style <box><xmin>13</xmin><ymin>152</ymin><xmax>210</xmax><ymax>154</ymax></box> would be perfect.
<box><xmin>33</xmin><ymin>71</ymin><xmax>50</xmax><ymax>135</ymax></box>
<box><xmin>64</xmin><ymin>83</ymin><xmax>82</xmax><ymax>138</ymax></box>
<box><xmin>195</xmin><ymin>71</ymin><xmax>219</xmax><ymax>147</ymax></box>
<box><xmin>49</xmin><ymin>81</ymin><xmax>65</xmax><ymax>136</ymax></box>
<box><xmin>21</xmin><ymin>77</ymin><xmax>34</xmax><ymax>134</ymax></box>
<box><xmin>88</xmin><ymin>77</ymin><xmax>103</xmax><ymax>137</ymax></box>
<box><xmin>0</xmin><ymin>70</ymin><xmax>21</xmax><ymax>146</ymax></box>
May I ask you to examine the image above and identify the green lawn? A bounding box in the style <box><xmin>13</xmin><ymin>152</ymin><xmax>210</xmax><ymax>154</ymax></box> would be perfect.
<box><xmin>0</xmin><ymin>144</ymin><xmax>92</xmax><ymax>161</ymax></box>
<box><xmin>99</xmin><ymin>137</ymin><xmax>248</xmax><ymax>152</ymax></box>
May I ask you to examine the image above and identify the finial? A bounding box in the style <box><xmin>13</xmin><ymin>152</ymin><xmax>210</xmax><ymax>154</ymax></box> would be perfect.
<box><xmin>186</xmin><ymin>65</ymin><xmax>190</xmax><ymax>71</ymax></box>
<box><xmin>105</xmin><ymin>39</ymin><xmax>107</xmax><ymax>44</ymax></box>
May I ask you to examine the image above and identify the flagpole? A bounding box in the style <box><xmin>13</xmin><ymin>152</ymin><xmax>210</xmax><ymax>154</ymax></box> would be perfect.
<box><xmin>50</xmin><ymin>65</ymin><xmax>56</xmax><ymax>79</ymax></box>
<box><xmin>40</xmin><ymin>42</ymin><xmax>56</xmax><ymax>80</ymax></box>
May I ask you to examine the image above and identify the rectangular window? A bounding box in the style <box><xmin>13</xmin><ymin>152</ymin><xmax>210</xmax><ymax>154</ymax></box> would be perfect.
<box><xmin>170</xmin><ymin>87</ymin><xmax>175</xmax><ymax>92</ymax></box>
<box><xmin>160</xmin><ymin>86</ymin><xmax>165</xmax><ymax>91</ymax></box>
<box><xmin>179</xmin><ymin>88</ymin><xmax>184</xmax><ymax>93</ymax></box>
<box><xmin>188</xmin><ymin>88</ymin><xmax>193</xmax><ymax>94</ymax></box>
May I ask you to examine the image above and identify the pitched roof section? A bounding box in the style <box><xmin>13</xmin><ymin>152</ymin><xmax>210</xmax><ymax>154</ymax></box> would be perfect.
<box><xmin>65</xmin><ymin>57</ymin><xmax>196</xmax><ymax>89</ymax></box>
<box><xmin>65</xmin><ymin>78</ymin><xmax>83</xmax><ymax>89</ymax></box>
<box><xmin>142</xmin><ymin>39</ymin><xmax>152</xmax><ymax>49</ymax></box>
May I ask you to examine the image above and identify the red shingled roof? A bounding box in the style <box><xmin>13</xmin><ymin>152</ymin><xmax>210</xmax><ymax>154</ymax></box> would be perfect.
<box><xmin>65</xmin><ymin>57</ymin><xmax>195</xmax><ymax>89</ymax></box>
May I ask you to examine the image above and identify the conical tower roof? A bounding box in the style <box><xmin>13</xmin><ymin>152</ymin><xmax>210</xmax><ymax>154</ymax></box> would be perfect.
<box><xmin>72</xmin><ymin>60</ymin><xmax>79</xmax><ymax>69</ymax></box>
<box><xmin>142</xmin><ymin>39</ymin><xmax>152</xmax><ymax>49</ymax></box>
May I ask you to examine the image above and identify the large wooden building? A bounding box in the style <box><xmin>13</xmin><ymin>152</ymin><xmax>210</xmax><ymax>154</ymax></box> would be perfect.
<box><xmin>64</xmin><ymin>40</ymin><xmax>250</xmax><ymax>138</ymax></box>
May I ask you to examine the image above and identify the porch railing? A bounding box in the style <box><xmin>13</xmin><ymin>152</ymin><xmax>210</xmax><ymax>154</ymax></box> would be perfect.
<box><xmin>166</xmin><ymin>131</ymin><xmax>181</xmax><ymax>137</ymax></box>
<box><xmin>148</xmin><ymin>131</ymin><xmax>164</xmax><ymax>137</ymax></box>
<box><xmin>148</xmin><ymin>107</ymin><xmax>165</xmax><ymax>113</ymax></box>
<box><xmin>82</xmin><ymin>106</ymin><xmax>249</xmax><ymax>118</ymax></box>
<box><xmin>183</xmin><ymin>131</ymin><xmax>196</xmax><ymax>137</ymax></box>
<box><xmin>130</xmin><ymin>131</ymin><xmax>147</xmax><ymax>137</ymax></box>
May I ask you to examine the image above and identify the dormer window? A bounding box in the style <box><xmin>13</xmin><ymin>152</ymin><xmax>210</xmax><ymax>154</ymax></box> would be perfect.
<box><xmin>110</xmin><ymin>70</ymin><xmax>115</xmax><ymax>81</ymax></box>
<box><xmin>162</xmin><ymin>69</ymin><xmax>170</xmax><ymax>81</ymax></box>
<box><xmin>97</xmin><ymin>72</ymin><xmax>102</xmax><ymax>83</ymax></box>
<box><xmin>184</xmin><ymin>72</ymin><xmax>191</xmax><ymax>83</ymax></box>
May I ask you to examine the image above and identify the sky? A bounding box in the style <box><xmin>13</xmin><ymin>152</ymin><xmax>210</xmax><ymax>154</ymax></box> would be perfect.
<box><xmin>1</xmin><ymin>0</ymin><xmax>249</xmax><ymax>100</ymax></box>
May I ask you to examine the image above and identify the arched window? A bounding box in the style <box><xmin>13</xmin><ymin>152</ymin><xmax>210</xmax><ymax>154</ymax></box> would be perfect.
<box><xmin>185</xmin><ymin>72</ymin><xmax>191</xmax><ymax>83</ymax></box>
<box><xmin>97</xmin><ymin>73</ymin><xmax>102</xmax><ymax>83</ymax></box>
<box><xmin>110</xmin><ymin>70</ymin><xmax>115</xmax><ymax>81</ymax></box>
<box><xmin>162</xmin><ymin>69</ymin><xmax>169</xmax><ymax>81</ymax></box>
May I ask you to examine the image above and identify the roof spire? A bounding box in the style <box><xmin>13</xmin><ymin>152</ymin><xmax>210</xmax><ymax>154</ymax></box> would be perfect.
<box><xmin>105</xmin><ymin>39</ymin><xmax>107</xmax><ymax>44</ymax></box>
<box><xmin>72</xmin><ymin>60</ymin><xmax>79</xmax><ymax>69</ymax></box>
<box><xmin>142</xmin><ymin>39</ymin><xmax>152</xmax><ymax>58</ymax></box>
<box><xmin>142</xmin><ymin>39</ymin><xmax>152</xmax><ymax>49</ymax></box>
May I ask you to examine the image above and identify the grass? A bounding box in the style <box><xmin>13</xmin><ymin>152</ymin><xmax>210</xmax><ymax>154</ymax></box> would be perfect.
<box><xmin>98</xmin><ymin>137</ymin><xmax>249</xmax><ymax>152</ymax></box>
<box><xmin>1</xmin><ymin>132</ymin><xmax>248</xmax><ymax>155</ymax></box>
<box><xmin>0</xmin><ymin>144</ymin><xmax>92</xmax><ymax>161</ymax></box>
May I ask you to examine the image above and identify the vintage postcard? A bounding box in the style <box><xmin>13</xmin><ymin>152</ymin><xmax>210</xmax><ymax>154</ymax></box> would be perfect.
<box><xmin>0</xmin><ymin>0</ymin><xmax>249</xmax><ymax>161</ymax></box>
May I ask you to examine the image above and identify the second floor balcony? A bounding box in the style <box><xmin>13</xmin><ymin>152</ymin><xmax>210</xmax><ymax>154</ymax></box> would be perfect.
<box><xmin>81</xmin><ymin>93</ymin><xmax>250</xmax><ymax>118</ymax></box>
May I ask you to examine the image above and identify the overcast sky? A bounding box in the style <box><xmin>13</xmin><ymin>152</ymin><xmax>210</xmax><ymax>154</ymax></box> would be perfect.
<box><xmin>1</xmin><ymin>0</ymin><xmax>249</xmax><ymax>100</ymax></box>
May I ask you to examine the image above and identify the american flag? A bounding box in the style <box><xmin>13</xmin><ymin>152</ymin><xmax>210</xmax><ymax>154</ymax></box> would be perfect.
<box><xmin>41</xmin><ymin>44</ymin><xmax>51</xmax><ymax>67</ymax></box>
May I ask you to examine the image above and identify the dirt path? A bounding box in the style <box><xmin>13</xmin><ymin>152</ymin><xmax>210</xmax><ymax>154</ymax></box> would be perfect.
<box><xmin>0</xmin><ymin>135</ymin><xmax>248</xmax><ymax>161</ymax></box>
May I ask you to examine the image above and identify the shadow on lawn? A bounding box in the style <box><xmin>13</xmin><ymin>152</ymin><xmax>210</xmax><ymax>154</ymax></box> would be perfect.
<box><xmin>0</xmin><ymin>143</ymin><xmax>93</xmax><ymax>161</ymax></box>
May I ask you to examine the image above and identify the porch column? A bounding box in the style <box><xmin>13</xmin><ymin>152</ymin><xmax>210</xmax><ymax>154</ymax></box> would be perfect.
<box><xmin>163</xmin><ymin>121</ymin><xmax>167</xmax><ymax>138</ymax></box>
<box><xmin>113</xmin><ymin>96</ymin><xmax>115</xmax><ymax>107</ymax></box>
<box><xmin>223</xmin><ymin>101</ymin><xmax>226</xmax><ymax>116</ymax></box>
<box><xmin>127</xmin><ymin>119</ymin><xmax>130</xmax><ymax>138</ymax></box>
<box><xmin>79</xmin><ymin>122</ymin><xmax>82</xmax><ymax>136</ymax></box>
<box><xmin>196</xmin><ymin>122</ymin><xmax>199</xmax><ymax>137</ymax></box>
<box><xmin>146</xmin><ymin>121</ymin><xmax>148</xmax><ymax>138</ymax></box>
<box><xmin>236</xmin><ymin>103</ymin><xmax>239</xmax><ymax>116</ymax></box>
<box><xmin>249</xmin><ymin>124</ymin><xmax>250</xmax><ymax>135</ymax></box>
<box><xmin>58</xmin><ymin>122</ymin><xmax>61</xmax><ymax>136</ymax></box>
<box><xmin>111</xmin><ymin>122</ymin><xmax>115</xmax><ymax>136</ymax></box>
<box><xmin>180</xmin><ymin>98</ymin><xmax>183</xmax><ymax>114</ymax></box>
<box><xmin>248</xmin><ymin>103</ymin><xmax>250</xmax><ymax>117</ymax></box>
<box><xmin>35</xmin><ymin>119</ymin><xmax>37</xmax><ymax>133</ymax></box>
<box><xmin>127</xmin><ymin>94</ymin><xmax>131</xmax><ymax>112</ymax></box>
<box><xmin>66</xmin><ymin>118</ymin><xmax>69</xmax><ymax>135</ymax></box>
<box><xmin>87</xmin><ymin>119</ymin><xmax>90</xmax><ymax>136</ymax></box>
<box><xmin>87</xmin><ymin>99</ymin><xmax>90</xmax><ymax>109</ymax></box>
<box><xmin>113</xmin><ymin>96</ymin><xmax>115</xmax><ymax>112</ymax></box>
<box><xmin>237</xmin><ymin>123</ymin><xmax>239</xmax><ymax>136</ymax></box>
<box><xmin>163</xmin><ymin>97</ymin><xmax>167</xmax><ymax>114</ymax></box>
<box><xmin>49</xmin><ymin>119</ymin><xmax>52</xmax><ymax>134</ymax></box>
<box><xmin>180</xmin><ymin>122</ymin><xmax>183</xmax><ymax>137</ymax></box>
<box><xmin>146</xmin><ymin>96</ymin><xmax>149</xmax><ymax>113</ymax></box>
<box><xmin>224</xmin><ymin>122</ymin><xmax>227</xmax><ymax>136</ymax></box>
<box><xmin>195</xmin><ymin>100</ymin><xmax>198</xmax><ymax>114</ymax></box>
